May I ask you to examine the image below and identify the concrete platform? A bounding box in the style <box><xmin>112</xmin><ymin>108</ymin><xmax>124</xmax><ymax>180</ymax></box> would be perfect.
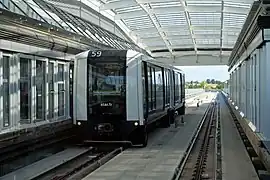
<box><xmin>82</xmin><ymin>93</ymin><xmax>217</xmax><ymax>180</ymax></box>
<box><xmin>219</xmin><ymin>94</ymin><xmax>259</xmax><ymax>180</ymax></box>
<box><xmin>0</xmin><ymin>147</ymin><xmax>90</xmax><ymax>180</ymax></box>
<box><xmin>0</xmin><ymin>119</ymin><xmax>73</xmax><ymax>148</ymax></box>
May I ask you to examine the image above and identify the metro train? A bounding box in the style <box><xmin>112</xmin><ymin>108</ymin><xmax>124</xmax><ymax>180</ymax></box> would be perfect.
<box><xmin>73</xmin><ymin>49</ymin><xmax>185</xmax><ymax>147</ymax></box>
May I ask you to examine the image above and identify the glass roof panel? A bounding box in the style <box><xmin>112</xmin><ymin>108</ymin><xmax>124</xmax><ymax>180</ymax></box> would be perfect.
<box><xmin>0</xmin><ymin>0</ymin><xmax>144</xmax><ymax>50</ymax></box>
<box><xmin>2</xmin><ymin>0</ymin><xmax>255</xmax><ymax>58</ymax></box>
<box><xmin>170</xmin><ymin>39</ymin><xmax>193</xmax><ymax>45</ymax></box>
<box><xmin>196</xmin><ymin>38</ymin><xmax>220</xmax><ymax>45</ymax></box>
<box><xmin>150</xmin><ymin>1</ymin><xmax>181</xmax><ymax>8</ymax></box>
<box><xmin>50</xmin><ymin>0</ymin><xmax>255</xmax><ymax>57</ymax></box>
<box><xmin>187</xmin><ymin>1</ymin><xmax>221</xmax><ymax>6</ymax></box>
<box><xmin>115</xmin><ymin>5</ymin><xmax>142</xmax><ymax>13</ymax></box>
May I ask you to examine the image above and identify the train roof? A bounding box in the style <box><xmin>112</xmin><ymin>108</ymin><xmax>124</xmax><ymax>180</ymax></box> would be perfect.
<box><xmin>75</xmin><ymin>49</ymin><xmax>141</xmax><ymax>59</ymax></box>
<box><xmin>144</xmin><ymin>58</ymin><xmax>184</xmax><ymax>74</ymax></box>
<box><xmin>75</xmin><ymin>49</ymin><xmax>184</xmax><ymax>74</ymax></box>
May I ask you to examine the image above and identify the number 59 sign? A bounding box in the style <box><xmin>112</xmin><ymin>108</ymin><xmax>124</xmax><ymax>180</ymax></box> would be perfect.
<box><xmin>90</xmin><ymin>51</ymin><xmax>102</xmax><ymax>57</ymax></box>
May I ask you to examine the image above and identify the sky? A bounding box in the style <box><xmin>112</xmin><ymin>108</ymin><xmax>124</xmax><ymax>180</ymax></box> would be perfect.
<box><xmin>175</xmin><ymin>65</ymin><xmax>229</xmax><ymax>82</ymax></box>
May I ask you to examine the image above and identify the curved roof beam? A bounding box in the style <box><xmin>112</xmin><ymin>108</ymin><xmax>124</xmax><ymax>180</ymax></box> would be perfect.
<box><xmin>179</xmin><ymin>0</ymin><xmax>197</xmax><ymax>55</ymax></box>
<box><xmin>220</xmin><ymin>0</ymin><xmax>224</xmax><ymax>62</ymax></box>
<box><xmin>135</xmin><ymin>2</ymin><xmax>173</xmax><ymax>56</ymax></box>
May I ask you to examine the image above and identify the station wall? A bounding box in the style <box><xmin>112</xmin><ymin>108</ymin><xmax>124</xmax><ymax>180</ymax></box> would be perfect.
<box><xmin>228</xmin><ymin>41</ymin><xmax>270</xmax><ymax>140</ymax></box>
<box><xmin>0</xmin><ymin>51</ymin><xmax>71</xmax><ymax>133</ymax></box>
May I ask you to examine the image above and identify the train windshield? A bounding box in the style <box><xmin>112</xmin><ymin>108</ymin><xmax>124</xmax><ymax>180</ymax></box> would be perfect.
<box><xmin>88</xmin><ymin>62</ymin><xmax>126</xmax><ymax>115</ymax></box>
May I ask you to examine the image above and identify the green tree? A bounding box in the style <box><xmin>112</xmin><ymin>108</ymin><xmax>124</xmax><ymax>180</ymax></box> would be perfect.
<box><xmin>216</xmin><ymin>83</ymin><xmax>225</xmax><ymax>89</ymax></box>
<box><xmin>199</xmin><ymin>81</ymin><xmax>207</xmax><ymax>89</ymax></box>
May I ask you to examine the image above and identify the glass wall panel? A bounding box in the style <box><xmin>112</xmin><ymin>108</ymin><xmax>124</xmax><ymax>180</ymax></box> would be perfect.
<box><xmin>3</xmin><ymin>56</ymin><xmax>10</xmax><ymax>127</ymax></box>
<box><xmin>36</xmin><ymin>60</ymin><xmax>46</xmax><ymax>121</ymax></box>
<box><xmin>58</xmin><ymin>64</ymin><xmax>64</xmax><ymax>117</ymax></box>
<box><xmin>20</xmin><ymin>58</ymin><xmax>31</xmax><ymax>123</ymax></box>
<box><xmin>48</xmin><ymin>62</ymin><xmax>54</xmax><ymax>119</ymax></box>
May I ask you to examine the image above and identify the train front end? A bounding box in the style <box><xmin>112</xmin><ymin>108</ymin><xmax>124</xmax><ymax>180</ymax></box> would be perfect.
<box><xmin>74</xmin><ymin>50</ymin><xmax>138</xmax><ymax>146</ymax></box>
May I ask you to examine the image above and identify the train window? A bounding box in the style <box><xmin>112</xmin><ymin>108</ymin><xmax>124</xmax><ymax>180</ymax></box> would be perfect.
<box><xmin>163</xmin><ymin>69</ymin><xmax>167</xmax><ymax>106</ymax></box>
<box><xmin>155</xmin><ymin>66</ymin><xmax>164</xmax><ymax>110</ymax></box>
<box><xmin>180</xmin><ymin>73</ymin><xmax>185</xmax><ymax>101</ymax></box>
<box><xmin>166</xmin><ymin>69</ymin><xmax>170</xmax><ymax>105</ymax></box>
<box><xmin>88</xmin><ymin>61</ymin><xmax>126</xmax><ymax>115</ymax></box>
<box><xmin>48</xmin><ymin>62</ymin><xmax>54</xmax><ymax>119</ymax></box>
<box><xmin>174</xmin><ymin>72</ymin><xmax>178</xmax><ymax>104</ymax></box>
<box><xmin>182</xmin><ymin>74</ymin><xmax>185</xmax><ymax>98</ymax></box>
<box><xmin>172</xmin><ymin>71</ymin><xmax>176</xmax><ymax>105</ymax></box>
<box><xmin>180</xmin><ymin>73</ymin><xmax>183</xmax><ymax>102</ymax></box>
<box><xmin>142</xmin><ymin>62</ymin><xmax>147</xmax><ymax>116</ymax></box>
<box><xmin>19</xmin><ymin>58</ymin><xmax>31</xmax><ymax>123</ymax></box>
<box><xmin>147</xmin><ymin>66</ymin><xmax>153</xmax><ymax>111</ymax></box>
<box><xmin>151</xmin><ymin>67</ymin><xmax>156</xmax><ymax>110</ymax></box>
<box><xmin>3</xmin><ymin>56</ymin><xmax>10</xmax><ymax>127</ymax></box>
<box><xmin>36</xmin><ymin>60</ymin><xmax>46</xmax><ymax>121</ymax></box>
<box><xmin>176</xmin><ymin>73</ymin><xmax>181</xmax><ymax>103</ymax></box>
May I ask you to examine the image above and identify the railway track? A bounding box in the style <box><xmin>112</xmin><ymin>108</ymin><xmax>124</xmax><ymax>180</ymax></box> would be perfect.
<box><xmin>0</xmin><ymin>129</ymin><xmax>75</xmax><ymax>176</ymax></box>
<box><xmin>30</xmin><ymin>146</ymin><xmax>123</xmax><ymax>180</ymax></box>
<box><xmin>174</xmin><ymin>92</ymin><xmax>269</xmax><ymax>180</ymax></box>
<box><xmin>173</xmin><ymin>97</ymin><xmax>218</xmax><ymax>180</ymax></box>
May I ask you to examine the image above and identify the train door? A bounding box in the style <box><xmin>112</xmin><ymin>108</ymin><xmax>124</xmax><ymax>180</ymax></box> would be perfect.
<box><xmin>69</xmin><ymin>62</ymin><xmax>74</xmax><ymax>119</ymax></box>
<box><xmin>180</xmin><ymin>73</ymin><xmax>183</xmax><ymax>103</ymax></box>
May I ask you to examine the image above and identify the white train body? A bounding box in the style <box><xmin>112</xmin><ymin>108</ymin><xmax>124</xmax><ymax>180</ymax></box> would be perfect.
<box><xmin>73</xmin><ymin>49</ymin><xmax>185</xmax><ymax>146</ymax></box>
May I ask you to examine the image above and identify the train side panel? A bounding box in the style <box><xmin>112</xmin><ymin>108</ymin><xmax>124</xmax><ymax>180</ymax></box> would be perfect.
<box><xmin>73</xmin><ymin>57</ymin><xmax>87</xmax><ymax>123</ymax></box>
<box><xmin>126</xmin><ymin>55</ymin><xmax>140</xmax><ymax>123</ymax></box>
<box><xmin>135</xmin><ymin>58</ymin><xmax>145</xmax><ymax>126</ymax></box>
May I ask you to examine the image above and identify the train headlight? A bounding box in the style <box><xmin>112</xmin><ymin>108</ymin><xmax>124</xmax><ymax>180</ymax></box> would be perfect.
<box><xmin>134</xmin><ymin>122</ymin><xmax>138</xmax><ymax>126</ymax></box>
<box><xmin>77</xmin><ymin>122</ymin><xmax>81</xmax><ymax>126</ymax></box>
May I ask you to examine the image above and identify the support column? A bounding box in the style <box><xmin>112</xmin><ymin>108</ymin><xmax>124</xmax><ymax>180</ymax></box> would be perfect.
<box><xmin>259</xmin><ymin>47</ymin><xmax>265</xmax><ymax>133</ymax></box>
<box><xmin>251</xmin><ymin>55</ymin><xmax>256</xmax><ymax>126</ymax></box>
<box><xmin>246</xmin><ymin>59</ymin><xmax>251</xmax><ymax>120</ymax></box>
<box><xmin>54</xmin><ymin>62</ymin><xmax>58</xmax><ymax>120</ymax></box>
<box><xmin>0</xmin><ymin>52</ymin><xmax>3</xmax><ymax>131</ymax></box>
<box><xmin>65</xmin><ymin>63</ymin><xmax>70</xmax><ymax>119</ymax></box>
<box><xmin>45</xmin><ymin>60</ymin><xmax>49</xmax><ymax>121</ymax></box>
<box><xmin>31</xmin><ymin>59</ymin><xmax>36</xmax><ymax>122</ymax></box>
<box><xmin>255</xmin><ymin>50</ymin><xmax>260</xmax><ymax>131</ymax></box>
<box><xmin>242</xmin><ymin>61</ymin><xmax>247</xmax><ymax>116</ymax></box>
<box><xmin>236</xmin><ymin>67</ymin><xmax>239</xmax><ymax>106</ymax></box>
<box><xmin>238</xmin><ymin>65</ymin><xmax>242</xmax><ymax>110</ymax></box>
<box><xmin>14</xmin><ymin>55</ymin><xmax>20</xmax><ymax>127</ymax></box>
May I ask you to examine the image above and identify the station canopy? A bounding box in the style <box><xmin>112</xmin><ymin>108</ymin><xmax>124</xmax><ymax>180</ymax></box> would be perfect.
<box><xmin>83</xmin><ymin>0</ymin><xmax>255</xmax><ymax>65</ymax></box>
<box><xmin>0</xmin><ymin>0</ymin><xmax>255</xmax><ymax>65</ymax></box>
